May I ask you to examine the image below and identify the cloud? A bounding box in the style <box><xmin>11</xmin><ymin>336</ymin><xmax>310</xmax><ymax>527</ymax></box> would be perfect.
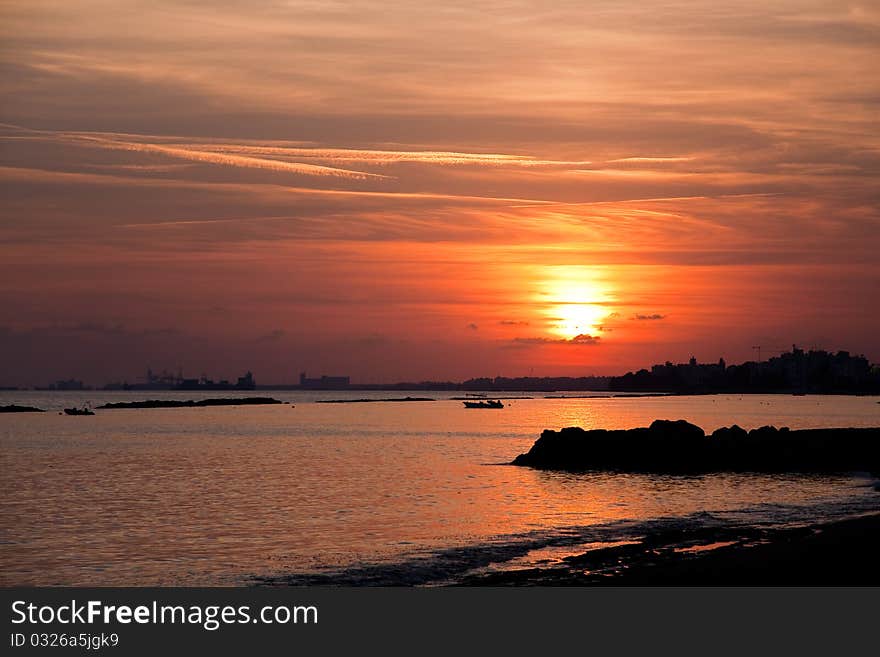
<box><xmin>513</xmin><ymin>334</ymin><xmax>601</xmax><ymax>345</ymax></box>
<box><xmin>596</xmin><ymin>312</ymin><xmax>622</xmax><ymax>332</ymax></box>
<box><xmin>2</xmin><ymin>126</ymin><xmax>392</xmax><ymax>180</ymax></box>
<box><xmin>83</xmin><ymin>137</ymin><xmax>394</xmax><ymax>180</ymax></box>
<box><xmin>1</xmin><ymin>0</ymin><xmax>878</xmax><ymax>384</ymax></box>
<box><xmin>354</xmin><ymin>333</ymin><xmax>390</xmax><ymax>346</ymax></box>
<box><xmin>3</xmin><ymin>323</ymin><xmax>180</xmax><ymax>338</ymax></box>
<box><xmin>607</xmin><ymin>156</ymin><xmax>695</xmax><ymax>164</ymax></box>
<box><xmin>65</xmin><ymin>322</ymin><xmax>127</xmax><ymax>336</ymax></box>
<box><xmin>82</xmin><ymin>162</ymin><xmax>197</xmax><ymax>173</ymax></box>
<box><xmin>256</xmin><ymin>329</ymin><xmax>286</xmax><ymax>342</ymax></box>
<box><xmin>185</xmin><ymin>143</ymin><xmax>595</xmax><ymax>168</ymax></box>
<box><xmin>569</xmin><ymin>334</ymin><xmax>602</xmax><ymax>344</ymax></box>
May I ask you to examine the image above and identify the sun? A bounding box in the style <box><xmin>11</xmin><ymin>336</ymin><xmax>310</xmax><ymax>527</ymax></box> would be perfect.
<box><xmin>537</xmin><ymin>267</ymin><xmax>615</xmax><ymax>339</ymax></box>
<box><xmin>552</xmin><ymin>302</ymin><xmax>609</xmax><ymax>338</ymax></box>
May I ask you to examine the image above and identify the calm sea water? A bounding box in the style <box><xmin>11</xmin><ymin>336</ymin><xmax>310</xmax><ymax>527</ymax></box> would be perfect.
<box><xmin>2</xmin><ymin>390</ymin><xmax>879</xmax><ymax>585</ymax></box>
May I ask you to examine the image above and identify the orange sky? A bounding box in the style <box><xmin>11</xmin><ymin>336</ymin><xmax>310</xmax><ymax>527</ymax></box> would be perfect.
<box><xmin>1</xmin><ymin>1</ymin><xmax>878</xmax><ymax>385</ymax></box>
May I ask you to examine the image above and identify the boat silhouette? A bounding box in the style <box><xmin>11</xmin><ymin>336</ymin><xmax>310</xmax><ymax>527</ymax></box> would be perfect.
<box><xmin>63</xmin><ymin>406</ymin><xmax>94</xmax><ymax>416</ymax></box>
<box><xmin>463</xmin><ymin>399</ymin><xmax>504</xmax><ymax>409</ymax></box>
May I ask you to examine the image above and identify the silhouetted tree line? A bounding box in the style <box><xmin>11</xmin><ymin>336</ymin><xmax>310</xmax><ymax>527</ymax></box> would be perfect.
<box><xmin>458</xmin><ymin>376</ymin><xmax>611</xmax><ymax>391</ymax></box>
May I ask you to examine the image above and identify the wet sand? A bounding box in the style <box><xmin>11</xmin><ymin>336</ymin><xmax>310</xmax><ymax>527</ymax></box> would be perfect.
<box><xmin>458</xmin><ymin>512</ymin><xmax>880</xmax><ymax>586</ymax></box>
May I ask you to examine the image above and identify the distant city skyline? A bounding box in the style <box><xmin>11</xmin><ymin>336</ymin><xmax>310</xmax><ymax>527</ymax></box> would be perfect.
<box><xmin>12</xmin><ymin>344</ymin><xmax>878</xmax><ymax>392</ymax></box>
<box><xmin>1</xmin><ymin>2</ymin><xmax>878</xmax><ymax>387</ymax></box>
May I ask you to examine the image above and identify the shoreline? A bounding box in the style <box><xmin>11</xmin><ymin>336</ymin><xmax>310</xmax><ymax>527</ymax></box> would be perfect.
<box><xmin>457</xmin><ymin>512</ymin><xmax>880</xmax><ymax>586</ymax></box>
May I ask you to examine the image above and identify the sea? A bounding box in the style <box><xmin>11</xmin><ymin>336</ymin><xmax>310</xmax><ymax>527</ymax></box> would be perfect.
<box><xmin>1</xmin><ymin>390</ymin><xmax>879</xmax><ymax>585</ymax></box>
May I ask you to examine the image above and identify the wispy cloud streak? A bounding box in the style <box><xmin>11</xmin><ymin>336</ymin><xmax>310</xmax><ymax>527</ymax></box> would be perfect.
<box><xmin>1</xmin><ymin>125</ymin><xmax>391</xmax><ymax>180</ymax></box>
<box><xmin>183</xmin><ymin>143</ymin><xmax>593</xmax><ymax>167</ymax></box>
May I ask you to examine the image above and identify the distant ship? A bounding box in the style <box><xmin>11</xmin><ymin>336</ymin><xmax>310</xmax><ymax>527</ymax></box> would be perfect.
<box><xmin>463</xmin><ymin>399</ymin><xmax>504</xmax><ymax>409</ymax></box>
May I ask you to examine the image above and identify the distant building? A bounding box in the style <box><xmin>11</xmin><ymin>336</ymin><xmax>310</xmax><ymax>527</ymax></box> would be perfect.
<box><xmin>177</xmin><ymin>371</ymin><xmax>256</xmax><ymax>391</ymax></box>
<box><xmin>145</xmin><ymin>368</ymin><xmax>182</xmax><ymax>388</ymax></box>
<box><xmin>613</xmin><ymin>345</ymin><xmax>877</xmax><ymax>393</ymax></box>
<box><xmin>299</xmin><ymin>372</ymin><xmax>350</xmax><ymax>389</ymax></box>
<box><xmin>106</xmin><ymin>369</ymin><xmax>255</xmax><ymax>391</ymax></box>
<box><xmin>48</xmin><ymin>379</ymin><xmax>87</xmax><ymax>391</ymax></box>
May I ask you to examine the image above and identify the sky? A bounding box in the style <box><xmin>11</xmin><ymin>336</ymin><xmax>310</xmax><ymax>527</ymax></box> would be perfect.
<box><xmin>1</xmin><ymin>1</ymin><xmax>878</xmax><ymax>386</ymax></box>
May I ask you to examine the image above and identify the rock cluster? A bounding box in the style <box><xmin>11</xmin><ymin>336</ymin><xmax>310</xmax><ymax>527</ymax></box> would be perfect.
<box><xmin>512</xmin><ymin>420</ymin><xmax>880</xmax><ymax>473</ymax></box>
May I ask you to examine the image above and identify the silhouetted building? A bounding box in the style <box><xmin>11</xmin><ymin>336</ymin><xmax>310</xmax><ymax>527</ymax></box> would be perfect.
<box><xmin>459</xmin><ymin>375</ymin><xmax>610</xmax><ymax>392</ymax></box>
<box><xmin>106</xmin><ymin>369</ymin><xmax>256</xmax><ymax>391</ymax></box>
<box><xmin>177</xmin><ymin>371</ymin><xmax>257</xmax><ymax>391</ymax></box>
<box><xmin>612</xmin><ymin>346</ymin><xmax>878</xmax><ymax>393</ymax></box>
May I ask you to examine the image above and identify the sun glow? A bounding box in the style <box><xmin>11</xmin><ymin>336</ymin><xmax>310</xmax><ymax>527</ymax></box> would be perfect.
<box><xmin>538</xmin><ymin>267</ymin><xmax>615</xmax><ymax>339</ymax></box>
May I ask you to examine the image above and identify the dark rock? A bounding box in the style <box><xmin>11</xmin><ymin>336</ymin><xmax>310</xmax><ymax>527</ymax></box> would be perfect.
<box><xmin>710</xmin><ymin>424</ymin><xmax>748</xmax><ymax>443</ymax></box>
<box><xmin>0</xmin><ymin>404</ymin><xmax>45</xmax><ymax>413</ymax></box>
<box><xmin>315</xmin><ymin>397</ymin><xmax>435</xmax><ymax>404</ymax></box>
<box><xmin>512</xmin><ymin>420</ymin><xmax>880</xmax><ymax>473</ymax></box>
<box><xmin>97</xmin><ymin>397</ymin><xmax>284</xmax><ymax>409</ymax></box>
<box><xmin>748</xmin><ymin>425</ymin><xmax>781</xmax><ymax>440</ymax></box>
<box><xmin>649</xmin><ymin>419</ymin><xmax>705</xmax><ymax>440</ymax></box>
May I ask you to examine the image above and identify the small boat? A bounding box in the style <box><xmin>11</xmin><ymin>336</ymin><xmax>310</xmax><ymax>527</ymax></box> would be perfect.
<box><xmin>63</xmin><ymin>407</ymin><xmax>94</xmax><ymax>416</ymax></box>
<box><xmin>463</xmin><ymin>399</ymin><xmax>504</xmax><ymax>409</ymax></box>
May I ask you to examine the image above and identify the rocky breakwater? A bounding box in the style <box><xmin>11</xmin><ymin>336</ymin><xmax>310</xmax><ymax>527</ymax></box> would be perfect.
<box><xmin>512</xmin><ymin>419</ymin><xmax>880</xmax><ymax>473</ymax></box>
<box><xmin>0</xmin><ymin>404</ymin><xmax>45</xmax><ymax>413</ymax></box>
<box><xmin>97</xmin><ymin>397</ymin><xmax>284</xmax><ymax>409</ymax></box>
